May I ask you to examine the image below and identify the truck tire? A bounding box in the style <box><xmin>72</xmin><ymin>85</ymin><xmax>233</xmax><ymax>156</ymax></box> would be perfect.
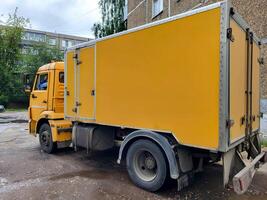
<box><xmin>126</xmin><ymin>139</ymin><xmax>167</xmax><ymax>191</ymax></box>
<box><xmin>39</xmin><ymin>123</ymin><xmax>57</xmax><ymax>154</ymax></box>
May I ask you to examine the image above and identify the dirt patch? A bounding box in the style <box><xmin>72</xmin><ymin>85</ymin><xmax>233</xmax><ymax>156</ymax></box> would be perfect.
<box><xmin>0</xmin><ymin>112</ymin><xmax>267</xmax><ymax>200</ymax></box>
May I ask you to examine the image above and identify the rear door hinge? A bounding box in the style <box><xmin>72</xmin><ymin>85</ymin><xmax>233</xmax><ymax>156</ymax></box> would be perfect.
<box><xmin>72</xmin><ymin>107</ymin><xmax>77</xmax><ymax>113</ymax></box>
<box><xmin>226</xmin><ymin>119</ymin><xmax>235</xmax><ymax>128</ymax></box>
<box><xmin>241</xmin><ymin>116</ymin><xmax>246</xmax><ymax>125</ymax></box>
<box><xmin>73</xmin><ymin>53</ymin><xmax>82</xmax><ymax>65</ymax></box>
<box><xmin>76</xmin><ymin>60</ymin><xmax>82</xmax><ymax>65</ymax></box>
<box><xmin>227</xmin><ymin>28</ymin><xmax>235</xmax><ymax>42</ymax></box>
<box><xmin>73</xmin><ymin>54</ymin><xmax>78</xmax><ymax>59</ymax></box>
<box><xmin>76</xmin><ymin>102</ymin><xmax>82</xmax><ymax>107</ymax></box>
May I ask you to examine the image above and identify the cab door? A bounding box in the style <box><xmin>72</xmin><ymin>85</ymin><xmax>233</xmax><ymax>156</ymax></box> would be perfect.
<box><xmin>30</xmin><ymin>72</ymin><xmax>49</xmax><ymax>123</ymax></box>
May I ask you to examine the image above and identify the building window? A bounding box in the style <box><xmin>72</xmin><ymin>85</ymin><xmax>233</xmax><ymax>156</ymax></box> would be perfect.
<box><xmin>62</xmin><ymin>40</ymin><xmax>67</xmax><ymax>48</ymax></box>
<box><xmin>22</xmin><ymin>32</ymin><xmax>29</xmax><ymax>40</ymax></box>
<box><xmin>29</xmin><ymin>33</ymin><xmax>35</xmax><ymax>41</ymax></box>
<box><xmin>37</xmin><ymin>34</ymin><xmax>45</xmax><ymax>42</ymax></box>
<box><xmin>48</xmin><ymin>38</ymin><xmax>57</xmax><ymax>46</ymax></box>
<box><xmin>21</xmin><ymin>47</ymin><xmax>38</xmax><ymax>55</ymax></box>
<box><xmin>24</xmin><ymin>32</ymin><xmax>45</xmax><ymax>42</ymax></box>
<box><xmin>21</xmin><ymin>47</ymin><xmax>28</xmax><ymax>54</ymax></box>
<box><xmin>62</xmin><ymin>40</ymin><xmax>76</xmax><ymax>48</ymax></box>
<box><xmin>69</xmin><ymin>40</ymin><xmax>75</xmax><ymax>47</ymax></box>
<box><xmin>152</xmin><ymin>0</ymin><xmax>163</xmax><ymax>18</ymax></box>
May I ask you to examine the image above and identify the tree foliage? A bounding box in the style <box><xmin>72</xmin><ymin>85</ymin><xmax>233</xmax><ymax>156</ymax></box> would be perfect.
<box><xmin>22</xmin><ymin>43</ymin><xmax>63</xmax><ymax>75</ymax></box>
<box><xmin>0</xmin><ymin>9</ymin><xmax>63</xmax><ymax>107</ymax></box>
<box><xmin>0</xmin><ymin>8</ymin><xmax>29</xmax><ymax>106</ymax></box>
<box><xmin>92</xmin><ymin>0</ymin><xmax>126</xmax><ymax>38</ymax></box>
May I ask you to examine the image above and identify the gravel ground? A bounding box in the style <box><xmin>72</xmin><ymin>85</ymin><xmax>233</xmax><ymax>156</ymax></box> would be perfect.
<box><xmin>0</xmin><ymin>111</ymin><xmax>267</xmax><ymax>200</ymax></box>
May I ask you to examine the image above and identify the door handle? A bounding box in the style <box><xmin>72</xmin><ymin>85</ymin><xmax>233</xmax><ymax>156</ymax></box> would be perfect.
<box><xmin>91</xmin><ymin>89</ymin><xmax>95</xmax><ymax>96</ymax></box>
<box><xmin>32</xmin><ymin>94</ymin><xmax>37</xmax><ymax>98</ymax></box>
<box><xmin>43</xmin><ymin>100</ymin><xmax>47</xmax><ymax>103</ymax></box>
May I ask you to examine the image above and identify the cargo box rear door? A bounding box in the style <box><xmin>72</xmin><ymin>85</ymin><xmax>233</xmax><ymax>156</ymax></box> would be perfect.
<box><xmin>229</xmin><ymin>18</ymin><xmax>247</xmax><ymax>143</ymax></box>
<box><xmin>76</xmin><ymin>46</ymin><xmax>96</xmax><ymax>120</ymax></box>
<box><xmin>229</xmin><ymin>18</ymin><xmax>260</xmax><ymax>143</ymax></box>
<box><xmin>65</xmin><ymin>50</ymin><xmax>76</xmax><ymax>119</ymax></box>
<box><xmin>251</xmin><ymin>41</ymin><xmax>260</xmax><ymax>131</ymax></box>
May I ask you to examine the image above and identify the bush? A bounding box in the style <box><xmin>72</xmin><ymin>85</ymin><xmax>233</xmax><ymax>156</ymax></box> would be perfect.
<box><xmin>0</xmin><ymin>94</ymin><xmax>9</xmax><ymax>107</ymax></box>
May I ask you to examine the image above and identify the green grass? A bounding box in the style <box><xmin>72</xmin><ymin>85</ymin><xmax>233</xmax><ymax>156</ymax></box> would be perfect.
<box><xmin>262</xmin><ymin>140</ymin><xmax>267</xmax><ymax>147</ymax></box>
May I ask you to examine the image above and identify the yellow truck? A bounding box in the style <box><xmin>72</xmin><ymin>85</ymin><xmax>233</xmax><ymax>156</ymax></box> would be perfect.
<box><xmin>25</xmin><ymin>0</ymin><xmax>266</xmax><ymax>194</ymax></box>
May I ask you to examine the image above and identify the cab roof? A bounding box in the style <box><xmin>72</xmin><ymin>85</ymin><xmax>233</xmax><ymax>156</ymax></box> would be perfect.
<box><xmin>38</xmin><ymin>62</ymin><xmax>64</xmax><ymax>72</ymax></box>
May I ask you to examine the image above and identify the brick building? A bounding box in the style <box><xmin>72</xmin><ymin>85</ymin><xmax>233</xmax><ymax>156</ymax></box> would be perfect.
<box><xmin>125</xmin><ymin>0</ymin><xmax>267</xmax><ymax>99</ymax></box>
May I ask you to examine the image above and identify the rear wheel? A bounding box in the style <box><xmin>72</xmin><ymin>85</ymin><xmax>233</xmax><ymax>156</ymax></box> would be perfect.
<box><xmin>126</xmin><ymin>139</ymin><xmax>167</xmax><ymax>191</ymax></box>
<box><xmin>39</xmin><ymin>123</ymin><xmax>57</xmax><ymax>154</ymax></box>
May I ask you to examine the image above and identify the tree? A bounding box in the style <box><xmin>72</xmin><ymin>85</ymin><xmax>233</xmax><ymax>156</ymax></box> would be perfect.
<box><xmin>22</xmin><ymin>43</ymin><xmax>64</xmax><ymax>75</ymax></box>
<box><xmin>92</xmin><ymin>0</ymin><xmax>126</xmax><ymax>38</ymax></box>
<box><xmin>0</xmin><ymin>9</ymin><xmax>63</xmax><ymax>107</ymax></box>
<box><xmin>0</xmin><ymin>8</ymin><xmax>29</xmax><ymax>106</ymax></box>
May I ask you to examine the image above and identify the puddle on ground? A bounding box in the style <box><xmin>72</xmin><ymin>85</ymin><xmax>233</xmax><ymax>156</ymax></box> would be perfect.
<box><xmin>0</xmin><ymin>115</ymin><xmax>27</xmax><ymax>124</ymax></box>
<box><xmin>49</xmin><ymin>169</ymin><xmax>112</xmax><ymax>181</ymax></box>
<box><xmin>0</xmin><ymin>119</ymin><xmax>28</xmax><ymax>124</ymax></box>
<box><xmin>0</xmin><ymin>116</ymin><xmax>9</xmax><ymax>119</ymax></box>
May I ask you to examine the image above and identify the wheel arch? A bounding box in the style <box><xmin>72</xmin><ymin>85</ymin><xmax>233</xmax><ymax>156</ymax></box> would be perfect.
<box><xmin>36</xmin><ymin>118</ymin><xmax>49</xmax><ymax>134</ymax></box>
<box><xmin>117</xmin><ymin>130</ymin><xmax>179</xmax><ymax>179</ymax></box>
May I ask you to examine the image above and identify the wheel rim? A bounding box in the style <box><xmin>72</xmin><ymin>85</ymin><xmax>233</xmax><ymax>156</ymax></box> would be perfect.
<box><xmin>41</xmin><ymin>130</ymin><xmax>50</xmax><ymax>147</ymax></box>
<box><xmin>133</xmin><ymin>150</ymin><xmax>158</xmax><ymax>182</ymax></box>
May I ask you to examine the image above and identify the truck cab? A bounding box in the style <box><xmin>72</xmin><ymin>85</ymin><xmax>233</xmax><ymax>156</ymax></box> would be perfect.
<box><xmin>26</xmin><ymin>62</ymin><xmax>72</xmax><ymax>153</ymax></box>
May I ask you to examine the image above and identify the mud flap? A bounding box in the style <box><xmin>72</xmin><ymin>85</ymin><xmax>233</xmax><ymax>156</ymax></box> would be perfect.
<box><xmin>233</xmin><ymin>152</ymin><xmax>266</xmax><ymax>194</ymax></box>
<box><xmin>177</xmin><ymin>172</ymin><xmax>194</xmax><ymax>191</ymax></box>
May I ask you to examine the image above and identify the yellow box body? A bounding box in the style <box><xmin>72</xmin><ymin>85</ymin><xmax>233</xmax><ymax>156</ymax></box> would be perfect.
<box><xmin>65</xmin><ymin>2</ymin><xmax>260</xmax><ymax>152</ymax></box>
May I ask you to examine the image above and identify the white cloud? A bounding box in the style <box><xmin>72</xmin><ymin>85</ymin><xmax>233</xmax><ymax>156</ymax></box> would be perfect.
<box><xmin>0</xmin><ymin>0</ymin><xmax>101</xmax><ymax>38</ymax></box>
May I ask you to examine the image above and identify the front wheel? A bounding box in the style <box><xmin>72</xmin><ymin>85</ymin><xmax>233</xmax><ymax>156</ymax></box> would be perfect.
<box><xmin>126</xmin><ymin>139</ymin><xmax>167</xmax><ymax>192</ymax></box>
<box><xmin>39</xmin><ymin>123</ymin><xmax>57</xmax><ymax>154</ymax></box>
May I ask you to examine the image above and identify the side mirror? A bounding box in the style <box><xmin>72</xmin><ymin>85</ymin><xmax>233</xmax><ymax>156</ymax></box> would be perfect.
<box><xmin>24</xmin><ymin>74</ymin><xmax>33</xmax><ymax>94</ymax></box>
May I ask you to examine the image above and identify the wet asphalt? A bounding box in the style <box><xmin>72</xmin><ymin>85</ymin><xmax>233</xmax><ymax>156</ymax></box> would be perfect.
<box><xmin>0</xmin><ymin>111</ymin><xmax>267</xmax><ymax>200</ymax></box>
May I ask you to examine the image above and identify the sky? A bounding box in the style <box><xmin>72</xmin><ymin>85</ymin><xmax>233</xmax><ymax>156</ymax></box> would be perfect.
<box><xmin>0</xmin><ymin>0</ymin><xmax>101</xmax><ymax>39</ymax></box>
